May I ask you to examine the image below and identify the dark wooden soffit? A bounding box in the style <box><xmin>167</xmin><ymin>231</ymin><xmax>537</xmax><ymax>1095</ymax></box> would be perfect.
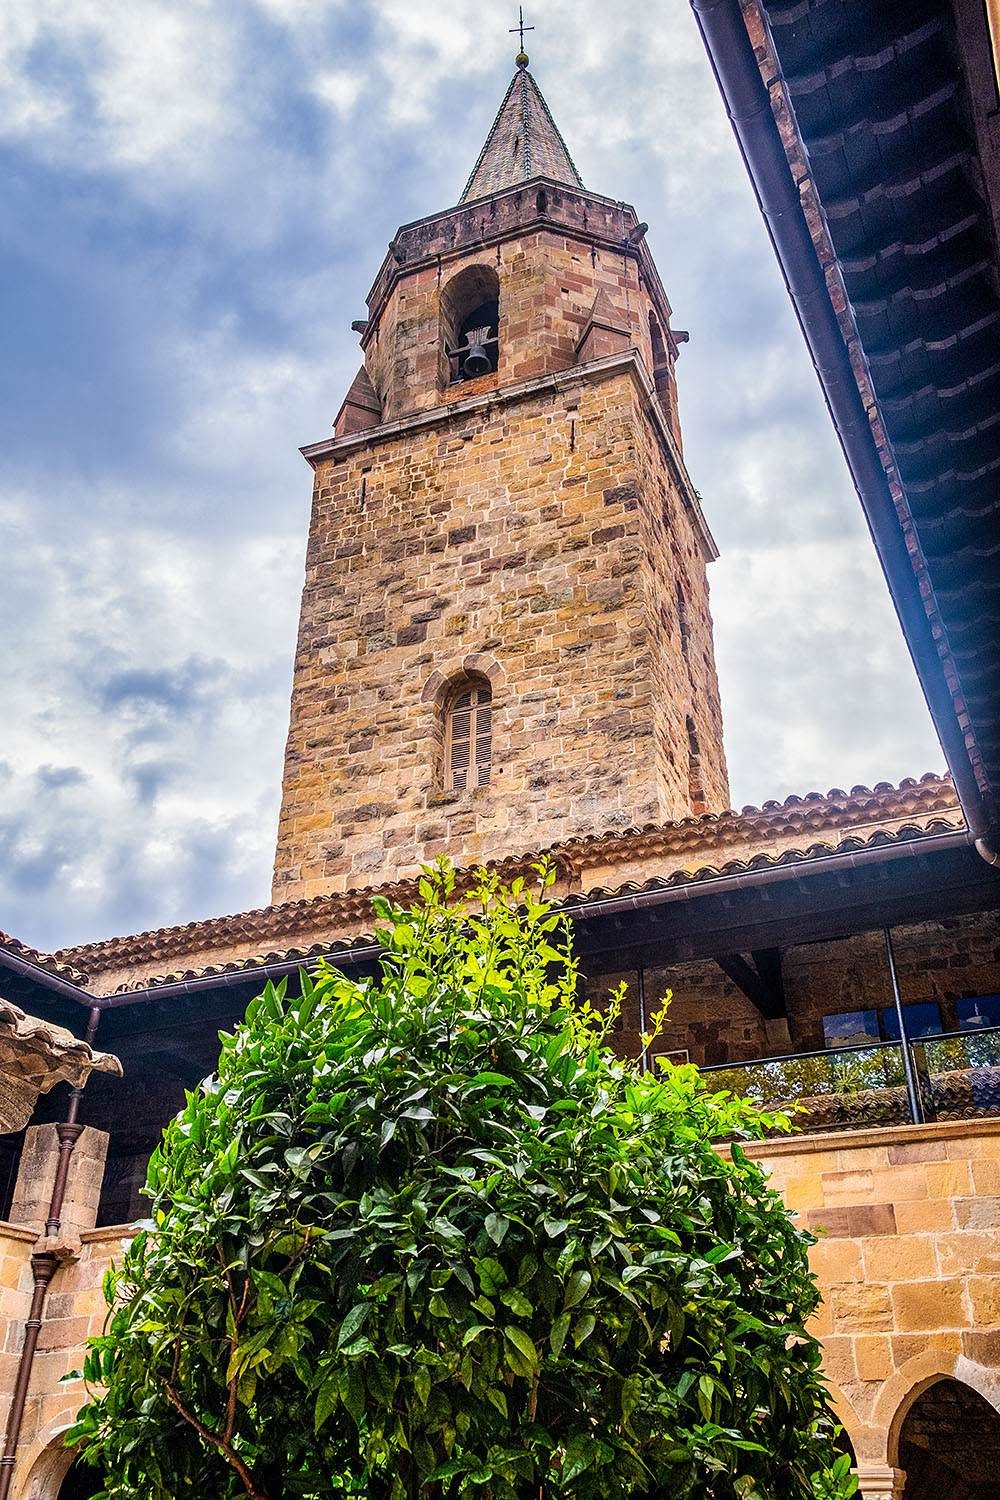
<box><xmin>716</xmin><ymin>949</ymin><xmax>786</xmax><ymax>1020</ymax></box>
<box><xmin>692</xmin><ymin>0</ymin><xmax>1000</xmax><ymax>839</ymax></box>
<box><xmin>757</xmin><ymin>0</ymin><xmax>1000</xmax><ymax>831</ymax></box>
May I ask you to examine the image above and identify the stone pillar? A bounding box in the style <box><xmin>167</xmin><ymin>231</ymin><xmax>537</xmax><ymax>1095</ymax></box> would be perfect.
<box><xmin>9</xmin><ymin>1127</ymin><xmax>108</xmax><ymax>1238</ymax></box>
<box><xmin>855</xmin><ymin>1467</ymin><xmax>905</xmax><ymax>1499</ymax></box>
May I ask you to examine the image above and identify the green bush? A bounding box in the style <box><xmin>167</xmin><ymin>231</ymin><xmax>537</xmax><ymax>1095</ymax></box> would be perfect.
<box><xmin>68</xmin><ymin>863</ymin><xmax>853</xmax><ymax>1500</ymax></box>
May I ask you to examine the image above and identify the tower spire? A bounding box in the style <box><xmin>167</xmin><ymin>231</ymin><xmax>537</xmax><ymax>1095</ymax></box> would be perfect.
<box><xmin>459</xmin><ymin>63</ymin><xmax>584</xmax><ymax>204</ymax></box>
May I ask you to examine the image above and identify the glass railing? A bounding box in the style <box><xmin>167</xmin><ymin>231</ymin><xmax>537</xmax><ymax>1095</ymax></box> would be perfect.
<box><xmin>698</xmin><ymin>1024</ymin><xmax>1000</xmax><ymax>1133</ymax></box>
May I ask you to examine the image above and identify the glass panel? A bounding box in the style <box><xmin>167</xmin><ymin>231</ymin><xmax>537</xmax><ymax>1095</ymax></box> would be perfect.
<box><xmin>958</xmin><ymin>994</ymin><xmax>1000</xmax><ymax>1030</ymax></box>
<box><xmin>915</xmin><ymin>1029</ymin><xmax>1000</xmax><ymax>1121</ymax></box>
<box><xmin>701</xmin><ymin>1043</ymin><xmax>911</xmax><ymax>1132</ymax></box>
<box><xmin>823</xmin><ymin>1010</ymin><xmax>879</xmax><ymax>1048</ymax></box>
<box><xmin>880</xmin><ymin>1002</ymin><xmax>942</xmax><ymax>1041</ymax></box>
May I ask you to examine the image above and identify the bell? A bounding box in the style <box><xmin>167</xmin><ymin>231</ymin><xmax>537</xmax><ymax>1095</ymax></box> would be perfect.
<box><xmin>461</xmin><ymin>326</ymin><xmax>493</xmax><ymax>378</ymax></box>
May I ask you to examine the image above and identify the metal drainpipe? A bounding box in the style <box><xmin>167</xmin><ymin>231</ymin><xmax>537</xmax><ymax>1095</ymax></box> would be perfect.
<box><xmin>0</xmin><ymin>1005</ymin><xmax>102</xmax><ymax>1500</ymax></box>
<box><xmin>883</xmin><ymin>930</ymin><xmax>923</xmax><ymax>1126</ymax></box>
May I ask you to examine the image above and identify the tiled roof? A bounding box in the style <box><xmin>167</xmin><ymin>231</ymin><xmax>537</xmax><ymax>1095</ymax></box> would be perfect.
<box><xmin>460</xmin><ymin>66</ymin><xmax>584</xmax><ymax>204</ymax></box>
<box><xmin>99</xmin><ymin>816</ymin><xmax>966</xmax><ymax>995</ymax></box>
<box><xmin>53</xmin><ymin>774</ymin><xmax>962</xmax><ymax>993</ymax></box>
<box><xmin>0</xmin><ymin>997</ymin><xmax>121</xmax><ymax>1082</ymax></box>
<box><xmin>0</xmin><ymin>930</ymin><xmax>90</xmax><ymax>987</ymax></box>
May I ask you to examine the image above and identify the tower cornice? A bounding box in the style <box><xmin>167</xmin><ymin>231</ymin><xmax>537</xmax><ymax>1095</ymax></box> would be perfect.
<box><xmin>361</xmin><ymin>179</ymin><xmax>678</xmax><ymax>359</ymax></box>
<box><xmin>300</xmin><ymin>347</ymin><xmax>718</xmax><ymax>563</ymax></box>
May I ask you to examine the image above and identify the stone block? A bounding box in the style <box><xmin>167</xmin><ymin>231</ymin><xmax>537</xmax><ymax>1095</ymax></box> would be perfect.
<box><xmin>830</xmin><ymin>1283</ymin><xmax>893</xmax><ymax>1333</ymax></box>
<box><xmin>893</xmin><ymin>1198</ymin><xmax>954</xmax><ymax>1236</ymax></box>
<box><xmin>954</xmin><ymin>1195</ymin><xmax>1000</xmax><ymax>1232</ymax></box>
<box><xmin>923</xmin><ymin>1160</ymin><xmax>972</xmax><ymax>1198</ymax></box>
<box><xmin>860</xmin><ymin>1235</ymin><xmax>937</xmax><ymax>1284</ymax></box>
<box><xmin>887</xmin><ymin>1140</ymin><xmax>947</xmax><ymax>1164</ymax></box>
<box><xmin>854</xmin><ymin>1334</ymin><xmax>893</xmax><ymax>1382</ymax></box>
<box><xmin>809</xmin><ymin>1238</ymin><xmax>863</xmax><ymax>1285</ymax></box>
<box><xmin>890</xmin><ymin>1279</ymin><xmax>969</xmax><ymax>1332</ymax></box>
<box><xmin>871</xmin><ymin>1166</ymin><xmax>927</xmax><ymax>1202</ymax></box>
<box><xmin>962</xmin><ymin>1329</ymin><xmax>1000</xmax><ymax>1365</ymax></box>
<box><xmin>968</xmin><ymin>1274</ymin><xmax>1000</xmax><ymax>1324</ymax></box>
<box><xmin>817</xmin><ymin>1334</ymin><xmax>857</xmax><ymax>1386</ymax></box>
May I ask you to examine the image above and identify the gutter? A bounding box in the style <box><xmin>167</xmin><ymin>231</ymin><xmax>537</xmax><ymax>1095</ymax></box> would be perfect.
<box><xmin>689</xmin><ymin>0</ymin><xmax>994</xmax><ymax>846</ymax></box>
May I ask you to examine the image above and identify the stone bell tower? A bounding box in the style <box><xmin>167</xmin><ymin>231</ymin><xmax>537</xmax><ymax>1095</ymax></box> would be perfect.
<box><xmin>272</xmin><ymin>54</ymin><xmax>729</xmax><ymax>902</ymax></box>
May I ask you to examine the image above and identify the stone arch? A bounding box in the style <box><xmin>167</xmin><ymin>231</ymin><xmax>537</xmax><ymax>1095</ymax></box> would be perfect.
<box><xmin>819</xmin><ymin>1373</ymin><xmax>864</xmax><ymax>1467</ymax></box>
<box><xmin>421</xmin><ymin>657</ymin><xmax>505</xmax><ymax>794</ymax></box>
<box><xmin>439</xmin><ymin>263</ymin><xmax>501</xmax><ymax>385</ymax></box>
<box><xmin>870</xmin><ymin>1349</ymin><xmax>1000</xmax><ymax>1469</ymax></box>
<box><xmin>896</xmin><ymin>1375</ymin><xmax>1000</xmax><ymax>1496</ymax></box>
<box><xmin>15</xmin><ymin>1422</ymin><xmax>75</xmax><ymax>1500</ymax></box>
<box><xmin>421</xmin><ymin>654</ymin><xmax>506</xmax><ymax>705</ymax></box>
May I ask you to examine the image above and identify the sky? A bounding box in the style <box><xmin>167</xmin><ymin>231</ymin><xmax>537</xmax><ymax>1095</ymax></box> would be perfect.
<box><xmin>0</xmin><ymin>0</ymin><xmax>945</xmax><ymax>953</ymax></box>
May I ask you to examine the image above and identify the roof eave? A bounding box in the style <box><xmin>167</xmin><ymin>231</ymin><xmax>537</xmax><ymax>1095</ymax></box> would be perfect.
<box><xmin>690</xmin><ymin>0</ymin><xmax>999</xmax><ymax>844</ymax></box>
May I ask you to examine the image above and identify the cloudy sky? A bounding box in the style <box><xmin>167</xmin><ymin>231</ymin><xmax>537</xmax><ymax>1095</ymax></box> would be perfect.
<box><xmin>0</xmin><ymin>0</ymin><xmax>945</xmax><ymax>952</ymax></box>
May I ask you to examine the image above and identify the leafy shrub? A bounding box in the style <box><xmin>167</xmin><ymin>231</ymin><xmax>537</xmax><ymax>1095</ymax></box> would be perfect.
<box><xmin>68</xmin><ymin>863</ymin><xmax>852</xmax><ymax>1500</ymax></box>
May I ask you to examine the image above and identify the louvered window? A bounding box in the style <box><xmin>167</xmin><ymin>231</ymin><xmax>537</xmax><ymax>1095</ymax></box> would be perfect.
<box><xmin>446</xmin><ymin>684</ymin><xmax>492</xmax><ymax>790</ymax></box>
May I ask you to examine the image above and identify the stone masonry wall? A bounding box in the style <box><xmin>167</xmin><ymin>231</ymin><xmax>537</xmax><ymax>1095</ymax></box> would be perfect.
<box><xmin>752</xmin><ymin>1119</ymin><xmax>1000</xmax><ymax>1473</ymax></box>
<box><xmin>274</xmin><ymin>361</ymin><xmax>727</xmax><ymax>901</ymax></box>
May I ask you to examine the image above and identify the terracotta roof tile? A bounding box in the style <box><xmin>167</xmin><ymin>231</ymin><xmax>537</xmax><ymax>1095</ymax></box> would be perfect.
<box><xmin>0</xmin><ymin>931</ymin><xmax>90</xmax><ymax>987</ymax></box>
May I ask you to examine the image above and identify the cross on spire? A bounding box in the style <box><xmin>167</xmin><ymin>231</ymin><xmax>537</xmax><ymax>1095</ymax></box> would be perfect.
<box><xmin>509</xmin><ymin>7</ymin><xmax>534</xmax><ymax>65</ymax></box>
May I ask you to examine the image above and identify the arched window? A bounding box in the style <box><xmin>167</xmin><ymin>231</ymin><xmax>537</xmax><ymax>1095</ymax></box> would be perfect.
<box><xmin>441</xmin><ymin>265</ymin><xmax>500</xmax><ymax>385</ymax></box>
<box><xmin>445</xmin><ymin>681</ymin><xmax>492</xmax><ymax>790</ymax></box>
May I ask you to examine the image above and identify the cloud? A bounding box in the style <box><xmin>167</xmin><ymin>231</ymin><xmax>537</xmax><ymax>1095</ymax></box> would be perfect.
<box><xmin>0</xmin><ymin>0</ymin><xmax>946</xmax><ymax>951</ymax></box>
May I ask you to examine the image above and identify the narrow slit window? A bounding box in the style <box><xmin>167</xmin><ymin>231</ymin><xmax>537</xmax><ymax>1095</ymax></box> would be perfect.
<box><xmin>446</xmin><ymin>684</ymin><xmax>492</xmax><ymax>790</ymax></box>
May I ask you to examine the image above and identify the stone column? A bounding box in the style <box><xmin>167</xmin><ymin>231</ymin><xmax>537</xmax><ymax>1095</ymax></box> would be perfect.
<box><xmin>855</xmin><ymin>1467</ymin><xmax>905</xmax><ymax>1500</ymax></box>
<box><xmin>9</xmin><ymin>1126</ymin><xmax>108</xmax><ymax>1238</ymax></box>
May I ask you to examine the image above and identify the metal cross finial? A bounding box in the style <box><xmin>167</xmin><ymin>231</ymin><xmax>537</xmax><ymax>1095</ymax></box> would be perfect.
<box><xmin>509</xmin><ymin>7</ymin><xmax>534</xmax><ymax>57</ymax></box>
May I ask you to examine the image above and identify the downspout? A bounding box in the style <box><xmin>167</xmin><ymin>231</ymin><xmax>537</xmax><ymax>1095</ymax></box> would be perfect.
<box><xmin>0</xmin><ymin>1005</ymin><xmax>102</xmax><ymax>1500</ymax></box>
<box><xmin>689</xmin><ymin>0</ymin><xmax>995</xmax><ymax>850</ymax></box>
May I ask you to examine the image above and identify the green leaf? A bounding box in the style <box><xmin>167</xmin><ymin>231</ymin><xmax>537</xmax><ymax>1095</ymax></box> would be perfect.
<box><xmin>414</xmin><ymin>1363</ymin><xmax>431</xmax><ymax>1408</ymax></box>
<box><xmin>337</xmin><ymin>1303</ymin><xmax>371</xmax><ymax>1348</ymax></box>
<box><xmin>485</xmin><ymin>1213</ymin><xmax>510</xmax><ymax>1246</ymax></box>
<box><xmin>549</xmin><ymin>1311</ymin><xmax>571</xmax><ymax>1358</ymax></box>
<box><xmin>503</xmin><ymin>1326</ymin><xmax>538</xmax><ymax>1377</ymax></box>
<box><xmin>573</xmin><ymin>1313</ymin><xmax>596</xmax><ymax>1347</ymax></box>
<box><xmin>563</xmin><ymin>1268</ymin><xmax>592</xmax><ymax>1309</ymax></box>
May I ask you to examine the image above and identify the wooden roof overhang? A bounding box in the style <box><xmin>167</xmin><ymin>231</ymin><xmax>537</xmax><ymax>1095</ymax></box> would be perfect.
<box><xmin>692</xmin><ymin>0</ymin><xmax>1000</xmax><ymax>844</ymax></box>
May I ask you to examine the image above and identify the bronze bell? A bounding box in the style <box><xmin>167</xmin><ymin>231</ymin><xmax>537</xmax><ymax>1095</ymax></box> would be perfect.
<box><xmin>462</xmin><ymin>326</ymin><xmax>493</xmax><ymax>378</ymax></box>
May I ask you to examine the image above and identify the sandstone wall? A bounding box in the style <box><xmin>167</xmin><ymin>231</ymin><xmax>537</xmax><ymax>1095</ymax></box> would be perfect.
<box><xmin>274</xmin><ymin>359</ymin><xmax>726</xmax><ymax>902</ymax></box>
<box><xmin>752</xmin><ymin>1118</ymin><xmax>1000</xmax><ymax>1480</ymax></box>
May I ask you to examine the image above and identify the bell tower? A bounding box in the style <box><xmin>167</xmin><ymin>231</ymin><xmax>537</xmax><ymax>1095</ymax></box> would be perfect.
<box><xmin>272</xmin><ymin>55</ymin><xmax>729</xmax><ymax>901</ymax></box>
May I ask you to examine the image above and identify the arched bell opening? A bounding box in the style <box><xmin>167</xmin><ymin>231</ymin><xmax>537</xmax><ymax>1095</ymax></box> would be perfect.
<box><xmin>898</xmin><ymin>1376</ymin><xmax>1000</xmax><ymax>1497</ymax></box>
<box><xmin>440</xmin><ymin>264</ymin><xmax>500</xmax><ymax>386</ymax></box>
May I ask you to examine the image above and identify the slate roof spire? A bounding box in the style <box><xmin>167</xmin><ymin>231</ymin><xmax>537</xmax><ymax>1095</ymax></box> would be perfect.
<box><xmin>460</xmin><ymin>53</ymin><xmax>584</xmax><ymax>204</ymax></box>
